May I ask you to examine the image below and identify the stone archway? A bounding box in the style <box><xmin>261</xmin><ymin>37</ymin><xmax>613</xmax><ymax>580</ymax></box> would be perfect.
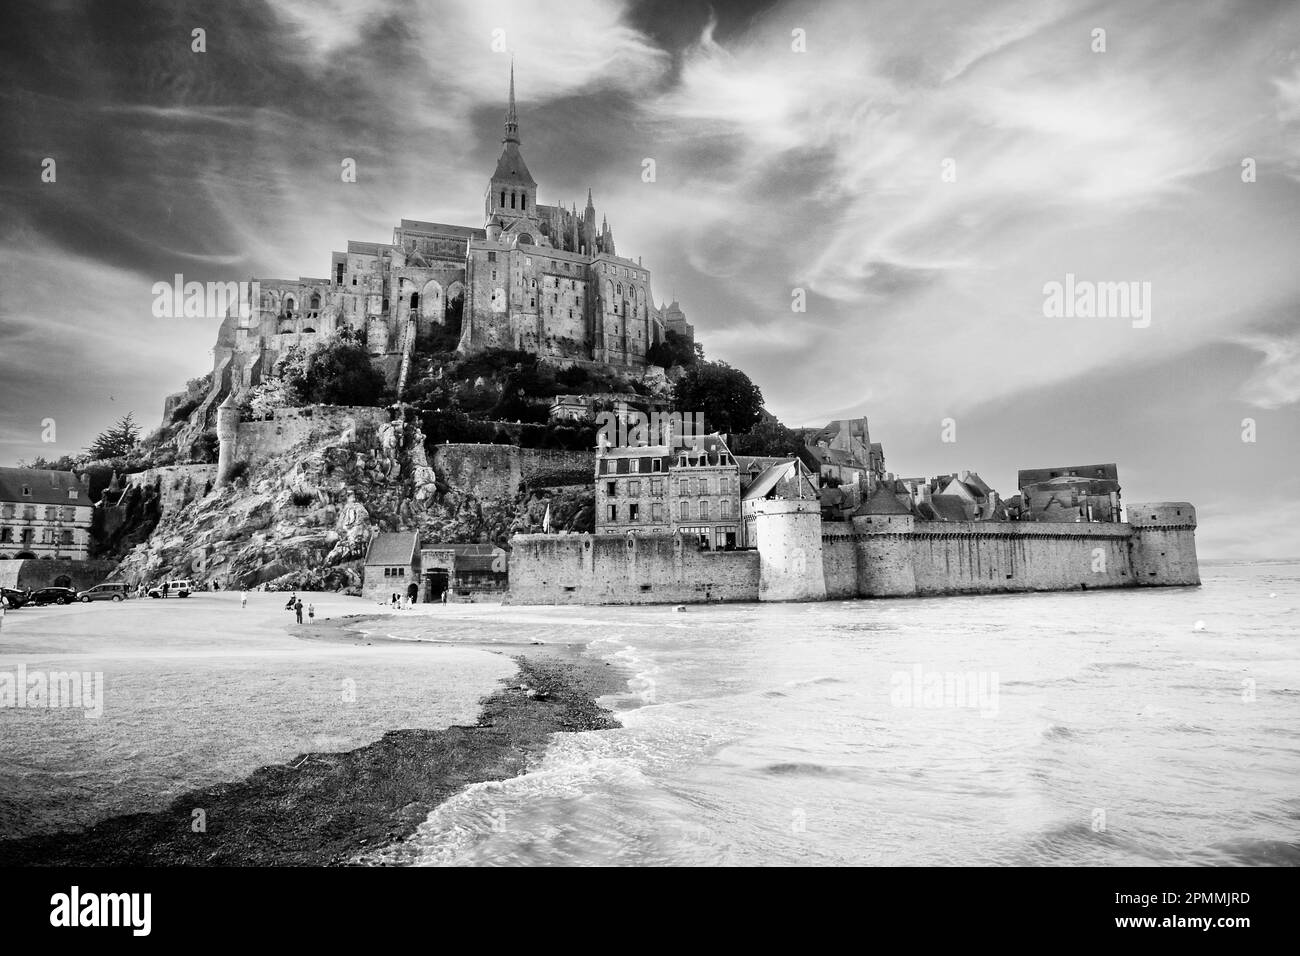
<box><xmin>420</xmin><ymin>279</ymin><xmax>444</xmax><ymax>323</ymax></box>
<box><xmin>53</xmin><ymin>574</ymin><xmax>73</xmax><ymax>588</ymax></box>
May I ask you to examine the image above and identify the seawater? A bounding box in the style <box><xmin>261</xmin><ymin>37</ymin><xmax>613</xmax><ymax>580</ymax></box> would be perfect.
<box><xmin>361</xmin><ymin>562</ymin><xmax>1300</xmax><ymax>866</ymax></box>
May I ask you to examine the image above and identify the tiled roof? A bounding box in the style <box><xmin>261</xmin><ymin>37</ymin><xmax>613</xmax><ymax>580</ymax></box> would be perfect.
<box><xmin>364</xmin><ymin>532</ymin><xmax>418</xmax><ymax>566</ymax></box>
<box><xmin>0</xmin><ymin>468</ymin><xmax>91</xmax><ymax>507</ymax></box>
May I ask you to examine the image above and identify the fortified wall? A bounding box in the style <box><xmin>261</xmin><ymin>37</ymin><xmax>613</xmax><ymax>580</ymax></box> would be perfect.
<box><xmin>123</xmin><ymin>464</ymin><xmax>219</xmax><ymax>517</ymax></box>
<box><xmin>433</xmin><ymin>443</ymin><xmax>595</xmax><ymax>498</ymax></box>
<box><xmin>233</xmin><ymin>405</ymin><xmax>391</xmax><ymax>461</ymax></box>
<box><xmin>506</xmin><ymin>502</ymin><xmax>1200</xmax><ymax>605</ymax></box>
<box><xmin>505</xmin><ymin>533</ymin><xmax>759</xmax><ymax>605</ymax></box>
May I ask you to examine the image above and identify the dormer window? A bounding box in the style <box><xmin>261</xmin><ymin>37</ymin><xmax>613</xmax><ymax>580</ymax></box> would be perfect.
<box><xmin>68</xmin><ymin>489</ymin><xmax>77</xmax><ymax>499</ymax></box>
<box><xmin>21</xmin><ymin>485</ymin><xmax>31</xmax><ymax>496</ymax></box>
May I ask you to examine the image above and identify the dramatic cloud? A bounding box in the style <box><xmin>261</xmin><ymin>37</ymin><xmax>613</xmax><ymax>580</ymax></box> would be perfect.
<box><xmin>1</xmin><ymin>0</ymin><xmax>1297</xmax><ymax>557</ymax></box>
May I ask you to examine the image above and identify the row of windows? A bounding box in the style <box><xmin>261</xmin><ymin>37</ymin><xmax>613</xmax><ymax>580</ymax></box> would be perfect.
<box><xmin>604</xmin><ymin>500</ymin><xmax>734</xmax><ymax>522</ymax></box>
<box><xmin>598</xmin><ymin>263</ymin><xmax>647</xmax><ymax>282</ymax></box>
<box><xmin>0</xmin><ymin>505</ymin><xmax>79</xmax><ymax>520</ymax></box>
<box><xmin>381</xmin><ymin>566</ymin><xmax>408</xmax><ymax>577</ymax></box>
<box><xmin>603</xmin><ymin>476</ymin><xmax>739</xmax><ymax>496</ymax></box>
<box><xmin>678</xmin><ymin>526</ymin><xmax>739</xmax><ymax>551</ymax></box>
<box><xmin>605</xmin><ymin>478</ymin><xmax>666</xmax><ymax>497</ymax></box>
<box><xmin>499</xmin><ymin>190</ymin><xmax>529</xmax><ymax>211</ymax></box>
<box><xmin>0</xmin><ymin>528</ymin><xmax>75</xmax><ymax>545</ymax></box>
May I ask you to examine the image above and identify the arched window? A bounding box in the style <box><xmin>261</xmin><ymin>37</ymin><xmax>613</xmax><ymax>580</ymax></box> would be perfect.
<box><xmin>511</xmin><ymin>192</ymin><xmax>516</xmax><ymax>209</ymax></box>
<box><xmin>309</xmin><ymin>292</ymin><xmax>321</xmax><ymax>311</ymax></box>
<box><xmin>284</xmin><ymin>296</ymin><xmax>296</xmax><ymax>314</ymax></box>
<box><xmin>410</xmin><ymin>292</ymin><xmax>419</xmax><ymax>310</ymax></box>
<box><xmin>382</xmin><ymin>297</ymin><xmax>389</xmax><ymax>313</ymax></box>
<box><xmin>500</xmin><ymin>190</ymin><xmax>506</xmax><ymax>207</ymax></box>
<box><xmin>521</xmin><ymin>194</ymin><xmax>527</xmax><ymax>211</ymax></box>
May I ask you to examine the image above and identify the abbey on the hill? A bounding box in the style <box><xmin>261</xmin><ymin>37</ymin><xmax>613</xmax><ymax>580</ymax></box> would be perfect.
<box><xmin>212</xmin><ymin>66</ymin><xmax>692</xmax><ymax>392</ymax></box>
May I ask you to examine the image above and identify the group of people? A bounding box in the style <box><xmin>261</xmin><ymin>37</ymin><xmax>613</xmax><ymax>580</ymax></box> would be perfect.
<box><xmin>389</xmin><ymin>580</ymin><xmax>445</xmax><ymax>608</ymax></box>
<box><xmin>283</xmin><ymin>593</ymin><xmax>314</xmax><ymax>623</ymax></box>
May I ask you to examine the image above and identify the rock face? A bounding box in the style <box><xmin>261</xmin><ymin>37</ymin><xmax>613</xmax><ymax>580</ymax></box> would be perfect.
<box><xmin>113</xmin><ymin>407</ymin><xmax>594</xmax><ymax>593</ymax></box>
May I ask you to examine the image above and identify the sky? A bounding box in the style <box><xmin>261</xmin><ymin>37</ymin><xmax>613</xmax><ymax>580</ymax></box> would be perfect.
<box><xmin>1</xmin><ymin>0</ymin><xmax>1297</xmax><ymax>559</ymax></box>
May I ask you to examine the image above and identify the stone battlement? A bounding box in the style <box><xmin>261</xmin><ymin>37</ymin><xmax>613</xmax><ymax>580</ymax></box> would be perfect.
<box><xmin>506</xmin><ymin>501</ymin><xmax>1201</xmax><ymax>604</ymax></box>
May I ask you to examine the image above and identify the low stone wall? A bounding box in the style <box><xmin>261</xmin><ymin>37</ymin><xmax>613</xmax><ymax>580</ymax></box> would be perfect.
<box><xmin>505</xmin><ymin>533</ymin><xmax>760</xmax><ymax>605</ymax></box>
<box><xmin>123</xmin><ymin>465</ymin><xmax>218</xmax><ymax>517</ymax></box>
<box><xmin>234</xmin><ymin>405</ymin><xmax>391</xmax><ymax>460</ymax></box>
<box><xmin>433</xmin><ymin>444</ymin><xmax>594</xmax><ymax>498</ymax></box>
<box><xmin>0</xmin><ymin>558</ymin><xmax>119</xmax><ymax>593</ymax></box>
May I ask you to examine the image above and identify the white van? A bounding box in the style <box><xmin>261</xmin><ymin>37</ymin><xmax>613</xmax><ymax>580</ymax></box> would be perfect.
<box><xmin>148</xmin><ymin>579</ymin><xmax>196</xmax><ymax>598</ymax></box>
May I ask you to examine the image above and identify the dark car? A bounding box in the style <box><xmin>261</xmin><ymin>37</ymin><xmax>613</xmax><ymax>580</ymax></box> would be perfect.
<box><xmin>1</xmin><ymin>587</ymin><xmax>29</xmax><ymax>610</ymax></box>
<box><xmin>26</xmin><ymin>586</ymin><xmax>79</xmax><ymax>606</ymax></box>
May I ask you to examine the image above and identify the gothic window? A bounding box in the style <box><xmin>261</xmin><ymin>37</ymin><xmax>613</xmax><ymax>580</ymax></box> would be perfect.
<box><xmin>521</xmin><ymin>194</ymin><xmax>527</xmax><ymax>211</ymax></box>
<box><xmin>511</xmin><ymin>192</ymin><xmax>516</xmax><ymax>209</ymax></box>
<box><xmin>310</xmin><ymin>293</ymin><xmax>321</xmax><ymax>311</ymax></box>
<box><xmin>500</xmin><ymin>191</ymin><xmax>506</xmax><ymax>207</ymax></box>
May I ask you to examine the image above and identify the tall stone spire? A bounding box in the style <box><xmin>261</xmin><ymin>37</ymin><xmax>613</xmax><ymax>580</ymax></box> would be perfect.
<box><xmin>504</xmin><ymin>60</ymin><xmax>520</xmax><ymax>145</ymax></box>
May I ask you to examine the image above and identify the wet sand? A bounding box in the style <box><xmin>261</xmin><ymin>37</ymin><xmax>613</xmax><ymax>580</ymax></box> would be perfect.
<box><xmin>0</xmin><ymin>602</ymin><xmax>625</xmax><ymax>866</ymax></box>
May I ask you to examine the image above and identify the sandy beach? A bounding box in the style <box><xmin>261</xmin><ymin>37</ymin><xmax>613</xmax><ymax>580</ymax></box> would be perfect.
<box><xmin>0</xmin><ymin>591</ymin><xmax>622</xmax><ymax>864</ymax></box>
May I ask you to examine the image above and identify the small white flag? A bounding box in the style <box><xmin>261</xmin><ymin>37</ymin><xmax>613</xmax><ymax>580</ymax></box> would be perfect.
<box><xmin>542</xmin><ymin>502</ymin><xmax>552</xmax><ymax>533</ymax></box>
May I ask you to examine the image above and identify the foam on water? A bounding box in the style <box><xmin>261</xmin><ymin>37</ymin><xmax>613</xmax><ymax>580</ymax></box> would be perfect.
<box><xmin>364</xmin><ymin>562</ymin><xmax>1300</xmax><ymax>866</ymax></box>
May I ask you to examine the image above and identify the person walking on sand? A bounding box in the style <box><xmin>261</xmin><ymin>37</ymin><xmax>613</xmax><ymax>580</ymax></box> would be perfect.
<box><xmin>308</xmin><ymin>602</ymin><xmax>315</xmax><ymax>621</ymax></box>
<box><xmin>294</xmin><ymin>597</ymin><xmax>304</xmax><ymax>623</ymax></box>
<box><xmin>240</xmin><ymin>589</ymin><xmax>248</xmax><ymax>609</ymax></box>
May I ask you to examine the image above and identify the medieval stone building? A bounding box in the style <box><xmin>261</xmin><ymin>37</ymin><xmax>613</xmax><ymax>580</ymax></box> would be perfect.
<box><xmin>210</xmin><ymin>67</ymin><xmax>690</xmax><ymax>401</ymax></box>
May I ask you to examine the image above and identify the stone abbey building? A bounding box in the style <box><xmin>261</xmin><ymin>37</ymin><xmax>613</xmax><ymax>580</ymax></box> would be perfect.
<box><xmin>211</xmin><ymin>67</ymin><xmax>691</xmax><ymax>397</ymax></box>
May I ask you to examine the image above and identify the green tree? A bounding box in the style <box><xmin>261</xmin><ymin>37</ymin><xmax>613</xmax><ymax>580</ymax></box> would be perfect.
<box><xmin>731</xmin><ymin>417</ymin><xmax>806</xmax><ymax>457</ymax></box>
<box><xmin>672</xmin><ymin>361</ymin><xmax>764</xmax><ymax>435</ymax></box>
<box><xmin>646</xmin><ymin>330</ymin><xmax>698</xmax><ymax>370</ymax></box>
<box><xmin>290</xmin><ymin>341</ymin><xmax>387</xmax><ymax>406</ymax></box>
<box><xmin>86</xmin><ymin>412</ymin><xmax>140</xmax><ymax>460</ymax></box>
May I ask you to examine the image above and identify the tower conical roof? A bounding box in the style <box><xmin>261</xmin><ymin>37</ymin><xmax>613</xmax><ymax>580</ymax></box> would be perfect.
<box><xmin>492</xmin><ymin>64</ymin><xmax>534</xmax><ymax>186</ymax></box>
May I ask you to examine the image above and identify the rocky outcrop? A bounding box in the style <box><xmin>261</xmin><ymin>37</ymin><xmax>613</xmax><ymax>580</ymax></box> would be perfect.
<box><xmin>113</xmin><ymin>408</ymin><xmax>593</xmax><ymax>592</ymax></box>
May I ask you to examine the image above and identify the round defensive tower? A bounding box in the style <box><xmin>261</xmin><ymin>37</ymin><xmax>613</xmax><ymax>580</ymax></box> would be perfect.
<box><xmin>753</xmin><ymin>499</ymin><xmax>826</xmax><ymax>602</ymax></box>
<box><xmin>1126</xmin><ymin>502</ymin><xmax>1200</xmax><ymax>587</ymax></box>
<box><xmin>851</xmin><ymin>513</ymin><xmax>918</xmax><ymax>597</ymax></box>
<box><xmin>214</xmin><ymin>389</ymin><xmax>240</xmax><ymax>488</ymax></box>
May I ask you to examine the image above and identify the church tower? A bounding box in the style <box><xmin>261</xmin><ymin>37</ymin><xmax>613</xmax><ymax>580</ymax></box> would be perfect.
<box><xmin>484</xmin><ymin>64</ymin><xmax>540</xmax><ymax>236</ymax></box>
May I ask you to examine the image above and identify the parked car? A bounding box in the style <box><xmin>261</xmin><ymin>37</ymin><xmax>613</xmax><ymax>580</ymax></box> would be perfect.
<box><xmin>148</xmin><ymin>579</ymin><xmax>195</xmax><ymax>599</ymax></box>
<box><xmin>26</xmin><ymin>586</ymin><xmax>79</xmax><ymax>606</ymax></box>
<box><xmin>77</xmin><ymin>582</ymin><xmax>132</xmax><ymax>603</ymax></box>
<box><xmin>1</xmin><ymin>587</ymin><xmax>30</xmax><ymax>610</ymax></box>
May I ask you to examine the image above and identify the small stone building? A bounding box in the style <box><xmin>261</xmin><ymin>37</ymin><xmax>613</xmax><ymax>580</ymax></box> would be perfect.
<box><xmin>362</xmin><ymin>532</ymin><xmax>419</xmax><ymax>602</ymax></box>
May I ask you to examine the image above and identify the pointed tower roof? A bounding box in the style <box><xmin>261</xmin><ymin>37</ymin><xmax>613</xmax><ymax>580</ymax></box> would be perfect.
<box><xmin>491</xmin><ymin>64</ymin><xmax>535</xmax><ymax>187</ymax></box>
<box><xmin>504</xmin><ymin>60</ymin><xmax>519</xmax><ymax>145</ymax></box>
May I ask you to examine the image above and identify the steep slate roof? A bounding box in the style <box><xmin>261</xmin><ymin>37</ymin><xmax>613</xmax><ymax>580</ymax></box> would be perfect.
<box><xmin>364</xmin><ymin>532</ymin><xmax>419</xmax><ymax>567</ymax></box>
<box><xmin>929</xmin><ymin>495</ymin><xmax>972</xmax><ymax>522</ymax></box>
<box><xmin>742</xmin><ymin>461</ymin><xmax>796</xmax><ymax>501</ymax></box>
<box><xmin>398</xmin><ymin>220</ymin><xmax>487</xmax><ymax>240</ymax></box>
<box><xmin>802</xmin><ymin>444</ymin><xmax>867</xmax><ymax>468</ymax></box>
<box><xmin>0</xmin><ymin>468</ymin><xmax>91</xmax><ymax>507</ymax></box>
<box><xmin>853</xmin><ymin>485</ymin><xmax>912</xmax><ymax>516</ymax></box>
<box><xmin>492</xmin><ymin>142</ymin><xmax>536</xmax><ymax>186</ymax></box>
